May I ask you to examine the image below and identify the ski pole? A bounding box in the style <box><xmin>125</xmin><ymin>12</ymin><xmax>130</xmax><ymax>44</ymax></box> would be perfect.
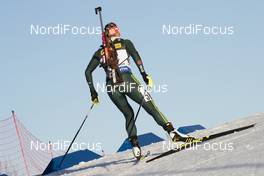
<box><xmin>58</xmin><ymin>104</ymin><xmax>95</xmax><ymax>168</ymax></box>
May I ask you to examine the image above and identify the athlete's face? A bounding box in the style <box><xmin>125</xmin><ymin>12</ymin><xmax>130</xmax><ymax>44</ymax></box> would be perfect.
<box><xmin>107</xmin><ymin>26</ymin><xmax>120</xmax><ymax>37</ymax></box>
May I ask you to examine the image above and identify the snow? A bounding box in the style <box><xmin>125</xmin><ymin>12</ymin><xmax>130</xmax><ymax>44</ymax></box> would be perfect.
<box><xmin>48</xmin><ymin>113</ymin><xmax>264</xmax><ymax>176</ymax></box>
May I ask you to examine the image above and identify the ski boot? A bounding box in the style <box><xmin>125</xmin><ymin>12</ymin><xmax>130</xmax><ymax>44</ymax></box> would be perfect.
<box><xmin>129</xmin><ymin>136</ymin><xmax>142</xmax><ymax>160</ymax></box>
<box><xmin>163</xmin><ymin>122</ymin><xmax>196</xmax><ymax>143</ymax></box>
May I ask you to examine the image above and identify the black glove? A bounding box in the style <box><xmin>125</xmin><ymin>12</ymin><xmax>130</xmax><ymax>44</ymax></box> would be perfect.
<box><xmin>91</xmin><ymin>91</ymin><xmax>99</xmax><ymax>104</ymax></box>
<box><xmin>141</xmin><ymin>72</ymin><xmax>153</xmax><ymax>88</ymax></box>
<box><xmin>141</xmin><ymin>72</ymin><xmax>149</xmax><ymax>84</ymax></box>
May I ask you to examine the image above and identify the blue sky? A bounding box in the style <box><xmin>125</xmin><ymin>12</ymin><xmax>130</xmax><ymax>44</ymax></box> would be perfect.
<box><xmin>0</xmin><ymin>0</ymin><xmax>263</xmax><ymax>153</ymax></box>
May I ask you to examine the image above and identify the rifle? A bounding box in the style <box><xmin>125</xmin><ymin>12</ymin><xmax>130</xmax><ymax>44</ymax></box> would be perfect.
<box><xmin>95</xmin><ymin>7</ymin><xmax>123</xmax><ymax>84</ymax></box>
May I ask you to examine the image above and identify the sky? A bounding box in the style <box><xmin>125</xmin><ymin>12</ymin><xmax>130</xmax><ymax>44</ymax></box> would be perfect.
<box><xmin>0</xmin><ymin>0</ymin><xmax>263</xmax><ymax>153</ymax></box>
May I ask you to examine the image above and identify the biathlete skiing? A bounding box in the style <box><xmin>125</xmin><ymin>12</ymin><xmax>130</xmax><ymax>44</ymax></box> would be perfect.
<box><xmin>85</xmin><ymin>7</ymin><xmax>195</xmax><ymax>160</ymax></box>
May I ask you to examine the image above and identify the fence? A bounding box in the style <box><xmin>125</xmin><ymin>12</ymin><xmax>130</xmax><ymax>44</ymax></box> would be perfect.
<box><xmin>0</xmin><ymin>111</ymin><xmax>62</xmax><ymax>176</ymax></box>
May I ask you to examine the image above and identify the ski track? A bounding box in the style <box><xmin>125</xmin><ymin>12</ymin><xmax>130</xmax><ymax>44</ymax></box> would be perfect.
<box><xmin>48</xmin><ymin>113</ymin><xmax>264</xmax><ymax>176</ymax></box>
<box><xmin>168</xmin><ymin>127</ymin><xmax>264</xmax><ymax>176</ymax></box>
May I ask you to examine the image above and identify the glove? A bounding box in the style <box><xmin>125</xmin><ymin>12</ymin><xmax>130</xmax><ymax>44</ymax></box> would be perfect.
<box><xmin>91</xmin><ymin>91</ymin><xmax>99</xmax><ymax>105</ymax></box>
<box><xmin>141</xmin><ymin>72</ymin><xmax>153</xmax><ymax>88</ymax></box>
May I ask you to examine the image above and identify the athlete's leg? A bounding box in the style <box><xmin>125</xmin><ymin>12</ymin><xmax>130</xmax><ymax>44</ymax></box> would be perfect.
<box><xmin>107</xmin><ymin>83</ymin><xmax>137</xmax><ymax>138</ymax></box>
<box><xmin>122</xmin><ymin>73</ymin><xmax>196</xmax><ymax>142</ymax></box>
<box><xmin>123</xmin><ymin>73</ymin><xmax>169</xmax><ymax>129</ymax></box>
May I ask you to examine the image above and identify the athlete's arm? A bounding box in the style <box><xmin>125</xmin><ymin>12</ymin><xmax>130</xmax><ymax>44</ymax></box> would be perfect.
<box><xmin>125</xmin><ymin>39</ymin><xmax>153</xmax><ymax>87</ymax></box>
<box><xmin>85</xmin><ymin>51</ymin><xmax>100</xmax><ymax>96</ymax></box>
<box><xmin>125</xmin><ymin>39</ymin><xmax>146</xmax><ymax>74</ymax></box>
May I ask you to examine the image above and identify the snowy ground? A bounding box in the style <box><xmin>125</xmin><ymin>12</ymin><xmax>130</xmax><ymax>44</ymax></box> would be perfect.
<box><xmin>49</xmin><ymin>113</ymin><xmax>264</xmax><ymax>176</ymax></box>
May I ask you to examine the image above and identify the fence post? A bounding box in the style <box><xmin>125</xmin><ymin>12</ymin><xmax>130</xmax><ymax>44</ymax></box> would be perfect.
<box><xmin>48</xmin><ymin>141</ymin><xmax>53</xmax><ymax>159</ymax></box>
<box><xmin>12</xmin><ymin>110</ymin><xmax>30</xmax><ymax>176</ymax></box>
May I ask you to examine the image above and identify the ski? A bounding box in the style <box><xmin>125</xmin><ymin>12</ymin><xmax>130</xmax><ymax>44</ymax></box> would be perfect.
<box><xmin>146</xmin><ymin>124</ymin><xmax>255</xmax><ymax>163</ymax></box>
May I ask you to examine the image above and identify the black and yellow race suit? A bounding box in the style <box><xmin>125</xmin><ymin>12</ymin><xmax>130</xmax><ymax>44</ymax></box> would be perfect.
<box><xmin>85</xmin><ymin>38</ymin><xmax>169</xmax><ymax>138</ymax></box>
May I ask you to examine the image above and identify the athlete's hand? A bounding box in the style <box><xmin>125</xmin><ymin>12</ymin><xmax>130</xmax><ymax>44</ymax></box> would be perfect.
<box><xmin>141</xmin><ymin>72</ymin><xmax>153</xmax><ymax>88</ymax></box>
<box><xmin>91</xmin><ymin>91</ymin><xmax>99</xmax><ymax>105</ymax></box>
